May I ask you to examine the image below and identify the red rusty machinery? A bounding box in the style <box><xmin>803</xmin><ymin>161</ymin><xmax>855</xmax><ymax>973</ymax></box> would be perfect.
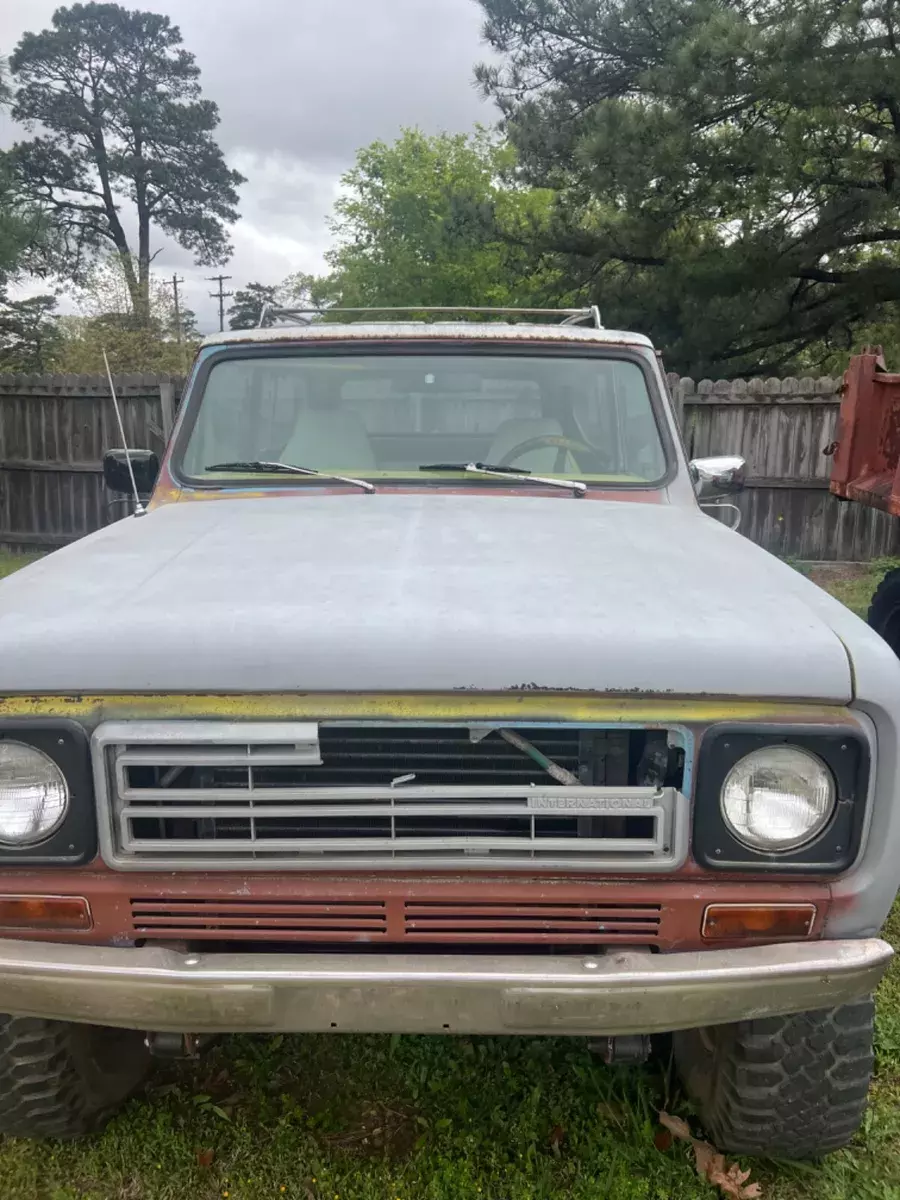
<box><xmin>829</xmin><ymin>347</ymin><xmax>900</xmax><ymax>655</ymax></box>
<box><xmin>830</xmin><ymin>348</ymin><xmax>900</xmax><ymax>516</ymax></box>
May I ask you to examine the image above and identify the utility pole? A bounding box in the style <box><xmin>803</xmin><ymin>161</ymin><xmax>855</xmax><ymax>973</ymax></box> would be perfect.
<box><xmin>168</xmin><ymin>274</ymin><xmax>185</xmax><ymax>343</ymax></box>
<box><xmin>207</xmin><ymin>274</ymin><xmax>233</xmax><ymax>332</ymax></box>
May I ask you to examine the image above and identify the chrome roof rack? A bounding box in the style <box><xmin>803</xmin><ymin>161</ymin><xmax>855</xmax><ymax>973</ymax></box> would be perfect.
<box><xmin>257</xmin><ymin>304</ymin><xmax>603</xmax><ymax>330</ymax></box>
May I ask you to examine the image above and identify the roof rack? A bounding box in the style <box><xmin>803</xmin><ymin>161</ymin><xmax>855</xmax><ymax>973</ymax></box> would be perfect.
<box><xmin>257</xmin><ymin>304</ymin><xmax>603</xmax><ymax>330</ymax></box>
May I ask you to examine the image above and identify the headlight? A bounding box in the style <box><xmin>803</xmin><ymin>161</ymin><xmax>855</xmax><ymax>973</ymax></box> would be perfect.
<box><xmin>721</xmin><ymin>745</ymin><xmax>835</xmax><ymax>851</ymax></box>
<box><xmin>0</xmin><ymin>741</ymin><xmax>69</xmax><ymax>846</ymax></box>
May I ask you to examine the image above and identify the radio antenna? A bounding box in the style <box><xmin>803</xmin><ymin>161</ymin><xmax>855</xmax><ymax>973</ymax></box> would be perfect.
<box><xmin>102</xmin><ymin>349</ymin><xmax>146</xmax><ymax>517</ymax></box>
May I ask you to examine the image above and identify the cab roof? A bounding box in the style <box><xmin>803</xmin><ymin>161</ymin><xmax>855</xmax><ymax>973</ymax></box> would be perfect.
<box><xmin>201</xmin><ymin>322</ymin><xmax>655</xmax><ymax>351</ymax></box>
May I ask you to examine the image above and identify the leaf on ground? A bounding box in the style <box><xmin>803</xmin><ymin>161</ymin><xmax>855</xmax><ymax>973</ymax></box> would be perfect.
<box><xmin>549</xmin><ymin>1125</ymin><xmax>565</xmax><ymax>1156</ymax></box>
<box><xmin>658</xmin><ymin>1111</ymin><xmax>762</xmax><ymax>1199</ymax></box>
<box><xmin>196</xmin><ymin>1148</ymin><xmax>215</xmax><ymax>1168</ymax></box>
<box><xmin>653</xmin><ymin>1128</ymin><xmax>674</xmax><ymax>1152</ymax></box>
<box><xmin>659</xmin><ymin>1112</ymin><xmax>693</xmax><ymax>1141</ymax></box>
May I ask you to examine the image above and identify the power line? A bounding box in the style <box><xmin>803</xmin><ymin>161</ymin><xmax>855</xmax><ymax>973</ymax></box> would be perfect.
<box><xmin>167</xmin><ymin>275</ymin><xmax>185</xmax><ymax>343</ymax></box>
<box><xmin>207</xmin><ymin>274</ymin><xmax>233</xmax><ymax>332</ymax></box>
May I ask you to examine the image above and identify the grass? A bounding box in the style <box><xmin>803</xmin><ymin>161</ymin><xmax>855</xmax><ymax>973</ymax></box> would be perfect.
<box><xmin>0</xmin><ymin>556</ymin><xmax>898</xmax><ymax>1199</ymax></box>
<box><xmin>796</xmin><ymin>557</ymin><xmax>900</xmax><ymax>619</ymax></box>
<box><xmin>0</xmin><ymin>551</ymin><xmax>43</xmax><ymax>581</ymax></box>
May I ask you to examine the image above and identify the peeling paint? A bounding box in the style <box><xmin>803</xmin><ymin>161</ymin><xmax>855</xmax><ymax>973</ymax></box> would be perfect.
<box><xmin>0</xmin><ymin>692</ymin><xmax>858</xmax><ymax>727</ymax></box>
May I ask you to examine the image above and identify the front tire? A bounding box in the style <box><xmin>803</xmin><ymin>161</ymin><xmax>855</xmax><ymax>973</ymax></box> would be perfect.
<box><xmin>673</xmin><ymin>998</ymin><xmax>875</xmax><ymax>1158</ymax></box>
<box><xmin>868</xmin><ymin>567</ymin><xmax>900</xmax><ymax>656</ymax></box>
<box><xmin>0</xmin><ymin>1015</ymin><xmax>151</xmax><ymax>1139</ymax></box>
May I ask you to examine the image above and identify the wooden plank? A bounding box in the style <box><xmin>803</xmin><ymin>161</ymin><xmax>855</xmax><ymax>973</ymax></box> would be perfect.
<box><xmin>683</xmin><ymin>394</ymin><xmax>840</xmax><ymax>406</ymax></box>
<box><xmin>0</xmin><ymin>460</ymin><xmax>103</xmax><ymax>474</ymax></box>
<box><xmin>744</xmin><ymin>477</ymin><xmax>831</xmax><ymax>490</ymax></box>
<box><xmin>159</xmin><ymin>378</ymin><xmax>176</xmax><ymax>441</ymax></box>
<box><xmin>0</xmin><ymin>530</ymin><xmax>78</xmax><ymax>548</ymax></box>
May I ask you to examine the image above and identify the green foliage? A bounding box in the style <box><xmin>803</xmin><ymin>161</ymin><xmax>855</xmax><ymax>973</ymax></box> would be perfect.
<box><xmin>228</xmin><ymin>282</ymin><xmax>282</xmax><ymax>330</ymax></box>
<box><xmin>799</xmin><ymin>306</ymin><xmax>900</xmax><ymax>374</ymax></box>
<box><xmin>54</xmin><ymin>313</ymin><xmax>195</xmax><ymax>374</ymax></box>
<box><xmin>0</xmin><ymin>291</ymin><xmax>61</xmax><ymax>372</ymax></box>
<box><xmin>0</xmin><ymin>156</ymin><xmax>34</xmax><ymax>288</ymax></box>
<box><xmin>52</xmin><ymin>253</ymin><xmax>197</xmax><ymax>373</ymax></box>
<box><xmin>0</xmin><ymin>66</ymin><xmax>46</xmax><ymax>288</ymax></box>
<box><xmin>477</xmin><ymin>0</ymin><xmax>900</xmax><ymax>375</ymax></box>
<box><xmin>9</xmin><ymin>3</ymin><xmax>244</xmax><ymax>320</ymax></box>
<box><xmin>323</xmin><ymin>128</ymin><xmax>563</xmax><ymax>310</ymax></box>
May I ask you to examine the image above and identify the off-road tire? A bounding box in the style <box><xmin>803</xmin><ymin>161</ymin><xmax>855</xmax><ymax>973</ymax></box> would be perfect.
<box><xmin>673</xmin><ymin>998</ymin><xmax>875</xmax><ymax>1159</ymax></box>
<box><xmin>0</xmin><ymin>1015</ymin><xmax>151</xmax><ymax>1139</ymax></box>
<box><xmin>868</xmin><ymin>567</ymin><xmax>900</xmax><ymax>657</ymax></box>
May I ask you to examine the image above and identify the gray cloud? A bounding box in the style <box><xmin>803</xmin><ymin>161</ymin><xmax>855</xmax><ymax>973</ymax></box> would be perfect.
<box><xmin>1</xmin><ymin>0</ymin><xmax>496</xmax><ymax>330</ymax></box>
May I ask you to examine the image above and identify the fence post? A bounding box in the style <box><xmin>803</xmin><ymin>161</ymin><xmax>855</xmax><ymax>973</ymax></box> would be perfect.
<box><xmin>159</xmin><ymin>377</ymin><xmax>176</xmax><ymax>442</ymax></box>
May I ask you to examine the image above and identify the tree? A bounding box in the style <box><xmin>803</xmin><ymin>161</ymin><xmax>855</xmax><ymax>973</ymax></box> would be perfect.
<box><xmin>53</xmin><ymin>252</ymin><xmax>198</xmax><ymax>373</ymax></box>
<box><xmin>321</xmin><ymin>128</ymin><xmax>563</xmax><ymax>310</ymax></box>
<box><xmin>228</xmin><ymin>282</ymin><xmax>281</xmax><ymax>329</ymax></box>
<box><xmin>0</xmin><ymin>157</ymin><xmax>34</xmax><ymax>288</ymax></box>
<box><xmin>0</xmin><ymin>65</ymin><xmax>44</xmax><ymax>286</ymax></box>
<box><xmin>9</xmin><ymin>3</ymin><xmax>244</xmax><ymax>323</ymax></box>
<box><xmin>476</xmin><ymin>0</ymin><xmax>900</xmax><ymax>374</ymax></box>
<box><xmin>0</xmin><ymin>293</ymin><xmax>61</xmax><ymax>372</ymax></box>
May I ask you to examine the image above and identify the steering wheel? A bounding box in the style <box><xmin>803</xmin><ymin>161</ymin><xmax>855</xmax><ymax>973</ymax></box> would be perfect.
<box><xmin>497</xmin><ymin>433</ymin><xmax>593</xmax><ymax>472</ymax></box>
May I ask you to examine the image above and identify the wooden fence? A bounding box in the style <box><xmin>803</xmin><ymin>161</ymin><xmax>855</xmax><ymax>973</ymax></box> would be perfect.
<box><xmin>0</xmin><ymin>373</ymin><xmax>181</xmax><ymax>550</ymax></box>
<box><xmin>671</xmin><ymin>374</ymin><xmax>900</xmax><ymax>561</ymax></box>
<box><xmin>0</xmin><ymin>369</ymin><xmax>897</xmax><ymax>560</ymax></box>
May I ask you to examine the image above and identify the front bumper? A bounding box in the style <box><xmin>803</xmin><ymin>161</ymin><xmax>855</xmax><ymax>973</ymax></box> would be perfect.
<box><xmin>0</xmin><ymin>937</ymin><xmax>891</xmax><ymax>1035</ymax></box>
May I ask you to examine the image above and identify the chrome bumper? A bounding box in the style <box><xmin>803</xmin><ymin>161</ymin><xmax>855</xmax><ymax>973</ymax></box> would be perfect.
<box><xmin>0</xmin><ymin>938</ymin><xmax>890</xmax><ymax>1036</ymax></box>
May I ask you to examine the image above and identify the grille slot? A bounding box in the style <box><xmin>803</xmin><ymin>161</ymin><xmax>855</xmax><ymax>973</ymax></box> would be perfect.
<box><xmin>131</xmin><ymin>898</ymin><xmax>388</xmax><ymax>939</ymax></box>
<box><xmin>95</xmin><ymin>721</ymin><xmax>686</xmax><ymax>871</ymax></box>
<box><xmin>403</xmin><ymin>901</ymin><xmax>661</xmax><ymax>943</ymax></box>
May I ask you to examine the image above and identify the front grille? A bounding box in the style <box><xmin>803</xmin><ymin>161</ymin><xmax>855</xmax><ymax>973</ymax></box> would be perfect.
<box><xmin>94</xmin><ymin>720</ymin><xmax>686</xmax><ymax>871</ymax></box>
<box><xmin>128</xmin><ymin>896</ymin><xmax>661</xmax><ymax>945</ymax></box>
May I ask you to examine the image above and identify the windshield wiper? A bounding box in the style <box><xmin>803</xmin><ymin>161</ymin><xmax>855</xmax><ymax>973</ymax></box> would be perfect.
<box><xmin>418</xmin><ymin>462</ymin><xmax>586</xmax><ymax>496</ymax></box>
<box><xmin>204</xmin><ymin>460</ymin><xmax>375</xmax><ymax>493</ymax></box>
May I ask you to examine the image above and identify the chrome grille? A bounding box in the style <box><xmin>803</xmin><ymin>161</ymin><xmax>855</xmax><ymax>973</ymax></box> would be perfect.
<box><xmin>93</xmin><ymin>721</ymin><xmax>687</xmax><ymax>871</ymax></box>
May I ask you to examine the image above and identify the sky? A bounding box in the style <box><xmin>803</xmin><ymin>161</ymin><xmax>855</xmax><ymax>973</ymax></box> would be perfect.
<box><xmin>0</xmin><ymin>0</ymin><xmax>496</xmax><ymax>331</ymax></box>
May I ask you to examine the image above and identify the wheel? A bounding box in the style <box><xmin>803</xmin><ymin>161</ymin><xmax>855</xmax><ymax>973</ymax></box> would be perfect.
<box><xmin>868</xmin><ymin>567</ymin><xmax>900</xmax><ymax>656</ymax></box>
<box><xmin>673</xmin><ymin>998</ymin><xmax>875</xmax><ymax>1158</ymax></box>
<box><xmin>0</xmin><ymin>1015</ymin><xmax>151</xmax><ymax>1139</ymax></box>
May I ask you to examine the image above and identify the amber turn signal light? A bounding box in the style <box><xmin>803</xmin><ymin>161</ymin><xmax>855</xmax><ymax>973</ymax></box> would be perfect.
<box><xmin>0</xmin><ymin>895</ymin><xmax>91</xmax><ymax>931</ymax></box>
<box><xmin>702</xmin><ymin>903</ymin><xmax>816</xmax><ymax>940</ymax></box>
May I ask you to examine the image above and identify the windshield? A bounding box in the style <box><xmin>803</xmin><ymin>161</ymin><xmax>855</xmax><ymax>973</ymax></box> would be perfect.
<box><xmin>180</xmin><ymin>352</ymin><xmax>668</xmax><ymax>485</ymax></box>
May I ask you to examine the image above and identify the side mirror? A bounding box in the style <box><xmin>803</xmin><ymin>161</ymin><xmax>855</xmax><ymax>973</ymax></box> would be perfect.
<box><xmin>103</xmin><ymin>449</ymin><xmax>160</xmax><ymax>496</ymax></box>
<box><xmin>690</xmin><ymin>455</ymin><xmax>746</xmax><ymax>500</ymax></box>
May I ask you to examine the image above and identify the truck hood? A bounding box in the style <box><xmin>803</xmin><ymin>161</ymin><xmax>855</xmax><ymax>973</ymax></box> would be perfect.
<box><xmin>0</xmin><ymin>494</ymin><xmax>854</xmax><ymax>699</ymax></box>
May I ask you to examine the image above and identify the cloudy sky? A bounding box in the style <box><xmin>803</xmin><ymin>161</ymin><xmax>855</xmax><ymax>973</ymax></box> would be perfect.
<box><xmin>1</xmin><ymin>0</ymin><xmax>496</xmax><ymax>330</ymax></box>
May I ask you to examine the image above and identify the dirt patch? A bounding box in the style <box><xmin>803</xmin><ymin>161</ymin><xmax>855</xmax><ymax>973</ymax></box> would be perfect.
<box><xmin>800</xmin><ymin>562</ymin><xmax>873</xmax><ymax>588</ymax></box>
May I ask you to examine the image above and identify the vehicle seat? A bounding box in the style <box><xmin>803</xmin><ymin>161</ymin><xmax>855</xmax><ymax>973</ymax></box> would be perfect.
<box><xmin>282</xmin><ymin>408</ymin><xmax>377</xmax><ymax>471</ymax></box>
<box><xmin>486</xmin><ymin>418</ymin><xmax>577</xmax><ymax>472</ymax></box>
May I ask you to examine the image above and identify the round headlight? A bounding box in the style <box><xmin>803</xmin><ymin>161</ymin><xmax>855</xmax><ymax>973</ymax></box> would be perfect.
<box><xmin>721</xmin><ymin>746</ymin><xmax>835</xmax><ymax>851</ymax></box>
<box><xmin>0</xmin><ymin>742</ymin><xmax>69</xmax><ymax>846</ymax></box>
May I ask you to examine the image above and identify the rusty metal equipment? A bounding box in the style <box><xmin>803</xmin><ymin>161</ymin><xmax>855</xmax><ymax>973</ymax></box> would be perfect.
<box><xmin>829</xmin><ymin>348</ymin><xmax>900</xmax><ymax>515</ymax></box>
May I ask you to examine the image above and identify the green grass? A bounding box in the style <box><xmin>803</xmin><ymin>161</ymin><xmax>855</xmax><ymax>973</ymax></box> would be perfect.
<box><xmin>0</xmin><ymin>555</ymin><xmax>898</xmax><ymax>1198</ymax></box>
<box><xmin>0</xmin><ymin>551</ymin><xmax>42</xmax><ymax>580</ymax></box>
<box><xmin>796</xmin><ymin>557</ymin><xmax>900</xmax><ymax>619</ymax></box>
